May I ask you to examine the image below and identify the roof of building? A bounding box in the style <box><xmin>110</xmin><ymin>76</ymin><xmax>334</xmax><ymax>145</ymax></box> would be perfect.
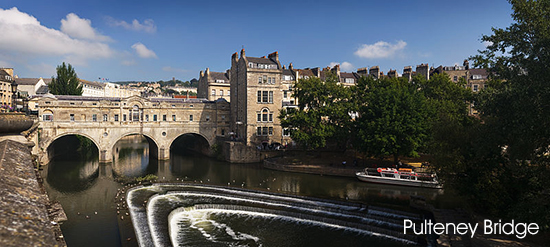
<box><xmin>296</xmin><ymin>69</ymin><xmax>315</xmax><ymax>77</ymax></box>
<box><xmin>80</xmin><ymin>79</ymin><xmax>104</xmax><ymax>88</ymax></box>
<box><xmin>15</xmin><ymin>78</ymin><xmax>41</xmax><ymax>85</ymax></box>
<box><xmin>36</xmin><ymin>85</ymin><xmax>49</xmax><ymax>94</ymax></box>
<box><xmin>468</xmin><ymin>68</ymin><xmax>488</xmax><ymax>76</ymax></box>
<box><xmin>282</xmin><ymin>69</ymin><xmax>293</xmax><ymax>76</ymax></box>
<box><xmin>247</xmin><ymin>56</ymin><xmax>278</xmax><ymax>65</ymax></box>
<box><xmin>209</xmin><ymin>72</ymin><xmax>229</xmax><ymax>82</ymax></box>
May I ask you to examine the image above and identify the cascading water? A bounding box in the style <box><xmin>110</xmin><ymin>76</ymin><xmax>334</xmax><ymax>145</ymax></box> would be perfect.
<box><xmin>127</xmin><ymin>183</ymin><xmax>421</xmax><ymax>247</ymax></box>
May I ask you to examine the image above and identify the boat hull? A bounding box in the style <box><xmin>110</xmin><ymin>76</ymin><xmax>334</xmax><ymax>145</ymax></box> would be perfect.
<box><xmin>356</xmin><ymin>172</ymin><xmax>442</xmax><ymax>189</ymax></box>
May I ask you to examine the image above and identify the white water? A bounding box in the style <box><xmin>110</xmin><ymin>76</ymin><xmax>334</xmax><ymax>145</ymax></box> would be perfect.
<box><xmin>128</xmin><ymin>183</ymin><xmax>420</xmax><ymax>247</ymax></box>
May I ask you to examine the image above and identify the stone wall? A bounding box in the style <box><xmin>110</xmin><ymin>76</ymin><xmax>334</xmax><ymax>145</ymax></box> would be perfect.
<box><xmin>0</xmin><ymin>139</ymin><xmax>62</xmax><ymax>246</ymax></box>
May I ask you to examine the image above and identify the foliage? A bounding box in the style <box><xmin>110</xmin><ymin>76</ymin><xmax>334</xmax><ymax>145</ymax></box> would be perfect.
<box><xmin>136</xmin><ymin>174</ymin><xmax>158</xmax><ymax>182</ymax></box>
<box><xmin>353</xmin><ymin>76</ymin><xmax>431</xmax><ymax>164</ymax></box>
<box><xmin>457</xmin><ymin>0</ymin><xmax>550</xmax><ymax>228</ymax></box>
<box><xmin>279</xmin><ymin>72</ymin><xmax>353</xmax><ymax>149</ymax></box>
<box><xmin>49</xmin><ymin>62</ymin><xmax>83</xmax><ymax>95</ymax></box>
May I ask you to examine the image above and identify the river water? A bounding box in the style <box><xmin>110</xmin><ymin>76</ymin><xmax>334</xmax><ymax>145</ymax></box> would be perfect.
<box><xmin>41</xmin><ymin>135</ymin><xmax>452</xmax><ymax>246</ymax></box>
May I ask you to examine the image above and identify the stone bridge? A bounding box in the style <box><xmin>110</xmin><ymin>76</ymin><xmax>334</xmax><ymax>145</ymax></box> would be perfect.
<box><xmin>30</xmin><ymin>95</ymin><xmax>230</xmax><ymax>163</ymax></box>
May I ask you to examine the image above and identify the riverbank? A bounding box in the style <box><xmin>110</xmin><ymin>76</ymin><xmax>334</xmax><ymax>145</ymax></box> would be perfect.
<box><xmin>0</xmin><ymin>139</ymin><xmax>66</xmax><ymax>247</ymax></box>
<box><xmin>262</xmin><ymin>150</ymin><xmax>427</xmax><ymax>177</ymax></box>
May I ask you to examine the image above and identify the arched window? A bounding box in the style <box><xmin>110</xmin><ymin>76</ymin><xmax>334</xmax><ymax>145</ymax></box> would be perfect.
<box><xmin>132</xmin><ymin>105</ymin><xmax>140</xmax><ymax>122</ymax></box>
<box><xmin>257</xmin><ymin>108</ymin><xmax>273</xmax><ymax>123</ymax></box>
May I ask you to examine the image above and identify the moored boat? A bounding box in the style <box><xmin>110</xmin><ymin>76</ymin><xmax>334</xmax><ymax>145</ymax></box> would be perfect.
<box><xmin>356</xmin><ymin>167</ymin><xmax>442</xmax><ymax>189</ymax></box>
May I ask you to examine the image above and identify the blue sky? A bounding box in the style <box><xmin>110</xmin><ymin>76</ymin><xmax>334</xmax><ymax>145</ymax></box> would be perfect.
<box><xmin>0</xmin><ymin>0</ymin><xmax>513</xmax><ymax>82</ymax></box>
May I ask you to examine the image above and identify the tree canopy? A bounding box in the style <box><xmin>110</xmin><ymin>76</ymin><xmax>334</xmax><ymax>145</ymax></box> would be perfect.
<box><xmin>353</xmin><ymin>76</ymin><xmax>431</xmax><ymax>164</ymax></box>
<box><xmin>49</xmin><ymin>62</ymin><xmax>82</xmax><ymax>95</ymax></box>
<box><xmin>279</xmin><ymin>72</ymin><xmax>352</xmax><ymax>149</ymax></box>
<box><xmin>440</xmin><ymin>0</ymin><xmax>550</xmax><ymax>227</ymax></box>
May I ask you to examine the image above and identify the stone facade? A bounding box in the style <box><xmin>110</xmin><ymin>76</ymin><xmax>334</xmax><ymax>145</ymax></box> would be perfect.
<box><xmin>30</xmin><ymin>95</ymin><xmax>230</xmax><ymax>163</ymax></box>
<box><xmin>197</xmin><ymin>68</ymin><xmax>231</xmax><ymax>102</ymax></box>
<box><xmin>0</xmin><ymin>68</ymin><xmax>15</xmax><ymax>109</ymax></box>
<box><xmin>230</xmin><ymin>49</ymin><xmax>285</xmax><ymax>147</ymax></box>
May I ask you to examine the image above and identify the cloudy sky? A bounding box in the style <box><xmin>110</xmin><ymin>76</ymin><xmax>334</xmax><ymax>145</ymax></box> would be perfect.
<box><xmin>0</xmin><ymin>0</ymin><xmax>513</xmax><ymax>82</ymax></box>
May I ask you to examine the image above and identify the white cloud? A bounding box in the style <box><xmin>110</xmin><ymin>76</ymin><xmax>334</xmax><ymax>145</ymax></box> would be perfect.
<box><xmin>131</xmin><ymin>43</ymin><xmax>157</xmax><ymax>58</ymax></box>
<box><xmin>354</xmin><ymin>40</ymin><xmax>407</xmax><ymax>59</ymax></box>
<box><xmin>106</xmin><ymin>17</ymin><xmax>156</xmax><ymax>33</ymax></box>
<box><xmin>329</xmin><ymin>62</ymin><xmax>354</xmax><ymax>72</ymax></box>
<box><xmin>0</xmin><ymin>7</ymin><xmax>113</xmax><ymax>62</ymax></box>
<box><xmin>61</xmin><ymin>13</ymin><xmax>112</xmax><ymax>42</ymax></box>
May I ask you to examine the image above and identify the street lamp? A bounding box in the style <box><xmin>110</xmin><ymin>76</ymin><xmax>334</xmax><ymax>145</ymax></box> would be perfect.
<box><xmin>11</xmin><ymin>80</ymin><xmax>17</xmax><ymax>111</ymax></box>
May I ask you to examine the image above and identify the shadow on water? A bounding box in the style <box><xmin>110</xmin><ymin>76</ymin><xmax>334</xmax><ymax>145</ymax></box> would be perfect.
<box><xmin>46</xmin><ymin>136</ymin><xmax>100</xmax><ymax>193</ymax></box>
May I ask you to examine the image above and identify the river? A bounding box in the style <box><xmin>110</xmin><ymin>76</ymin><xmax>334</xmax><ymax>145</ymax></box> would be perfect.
<box><xmin>41</xmin><ymin>135</ymin><xmax>453</xmax><ymax>246</ymax></box>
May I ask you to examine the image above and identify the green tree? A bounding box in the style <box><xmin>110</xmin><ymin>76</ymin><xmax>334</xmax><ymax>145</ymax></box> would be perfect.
<box><xmin>49</xmin><ymin>62</ymin><xmax>82</xmax><ymax>95</ymax></box>
<box><xmin>354</xmin><ymin>76</ymin><xmax>431</xmax><ymax>165</ymax></box>
<box><xmin>459</xmin><ymin>0</ymin><xmax>550</xmax><ymax>227</ymax></box>
<box><xmin>279</xmin><ymin>72</ymin><xmax>352</xmax><ymax>149</ymax></box>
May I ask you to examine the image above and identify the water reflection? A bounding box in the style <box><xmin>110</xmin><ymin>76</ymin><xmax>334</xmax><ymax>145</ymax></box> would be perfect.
<box><xmin>112</xmin><ymin>135</ymin><xmax>157</xmax><ymax>178</ymax></box>
<box><xmin>41</xmin><ymin>135</ymin><xmax>447</xmax><ymax>247</ymax></box>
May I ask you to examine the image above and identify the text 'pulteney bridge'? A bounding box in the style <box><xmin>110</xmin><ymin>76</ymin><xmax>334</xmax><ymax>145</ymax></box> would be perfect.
<box><xmin>30</xmin><ymin>95</ymin><xmax>230</xmax><ymax>163</ymax></box>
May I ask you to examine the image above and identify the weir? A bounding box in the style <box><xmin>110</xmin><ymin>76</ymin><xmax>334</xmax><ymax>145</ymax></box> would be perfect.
<box><xmin>127</xmin><ymin>183</ymin><xmax>421</xmax><ymax>246</ymax></box>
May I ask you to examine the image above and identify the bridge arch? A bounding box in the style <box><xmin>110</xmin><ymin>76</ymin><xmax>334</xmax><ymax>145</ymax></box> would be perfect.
<box><xmin>109</xmin><ymin>132</ymin><xmax>162</xmax><ymax>161</ymax></box>
<box><xmin>169</xmin><ymin>132</ymin><xmax>212</xmax><ymax>156</ymax></box>
<box><xmin>43</xmin><ymin>132</ymin><xmax>100</xmax><ymax>164</ymax></box>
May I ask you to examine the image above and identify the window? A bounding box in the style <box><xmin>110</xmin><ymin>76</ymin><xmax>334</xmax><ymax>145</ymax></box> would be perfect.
<box><xmin>284</xmin><ymin>91</ymin><xmax>288</xmax><ymax>99</ymax></box>
<box><xmin>114</xmin><ymin>114</ymin><xmax>119</xmax><ymax>121</ymax></box>
<box><xmin>262</xmin><ymin>109</ymin><xmax>268</xmax><ymax>122</ymax></box>
<box><xmin>473</xmin><ymin>84</ymin><xmax>479</xmax><ymax>92</ymax></box>
<box><xmin>145</xmin><ymin>115</ymin><xmax>149</xmax><ymax>121</ymax></box>
<box><xmin>258</xmin><ymin>77</ymin><xmax>262</xmax><ymax>84</ymax></box>
<box><xmin>345</xmin><ymin>78</ymin><xmax>355</xmax><ymax>83</ymax></box>
<box><xmin>263</xmin><ymin>75</ymin><xmax>267</xmax><ymax>83</ymax></box>
<box><xmin>123</xmin><ymin>114</ymin><xmax>127</xmax><ymax>121</ymax></box>
<box><xmin>221</xmin><ymin>129</ymin><xmax>225</xmax><ymax>136</ymax></box>
<box><xmin>269</xmin><ymin>91</ymin><xmax>273</xmax><ymax>103</ymax></box>
<box><xmin>257</xmin><ymin>127</ymin><xmax>262</xmax><ymax>136</ymax></box>
<box><xmin>220</xmin><ymin>90</ymin><xmax>224</xmax><ymax>96</ymax></box>
<box><xmin>132</xmin><ymin>105</ymin><xmax>140</xmax><ymax>122</ymax></box>
<box><xmin>227</xmin><ymin>90</ymin><xmax>230</xmax><ymax>96</ymax></box>
<box><xmin>163</xmin><ymin>115</ymin><xmax>167</xmax><ymax>121</ymax></box>
<box><xmin>43</xmin><ymin>114</ymin><xmax>53</xmax><ymax>121</ymax></box>
<box><xmin>70</xmin><ymin>114</ymin><xmax>74</xmax><ymax>121</ymax></box>
<box><xmin>257</xmin><ymin>91</ymin><xmax>262</xmax><ymax>102</ymax></box>
<box><xmin>92</xmin><ymin>114</ymin><xmax>97</xmax><ymax>122</ymax></box>
<box><xmin>153</xmin><ymin>115</ymin><xmax>157</xmax><ymax>121</ymax></box>
<box><xmin>221</xmin><ymin>115</ymin><xmax>225</xmax><ymax>120</ymax></box>
<box><xmin>262</xmin><ymin>127</ymin><xmax>268</xmax><ymax>136</ymax></box>
<box><xmin>453</xmin><ymin>76</ymin><xmax>457</xmax><ymax>81</ymax></box>
<box><xmin>189</xmin><ymin>115</ymin><xmax>193</xmax><ymax>121</ymax></box>
<box><xmin>262</xmin><ymin>91</ymin><xmax>268</xmax><ymax>102</ymax></box>
<box><xmin>103</xmin><ymin>114</ymin><xmax>108</xmax><ymax>121</ymax></box>
<box><xmin>257</xmin><ymin>113</ymin><xmax>261</xmax><ymax>122</ymax></box>
<box><xmin>211</xmin><ymin>89</ymin><xmax>216</xmax><ymax>96</ymax></box>
<box><xmin>172</xmin><ymin>115</ymin><xmax>176</xmax><ymax>121</ymax></box>
<box><xmin>268</xmin><ymin>127</ymin><xmax>273</xmax><ymax>136</ymax></box>
<box><xmin>284</xmin><ymin>75</ymin><xmax>293</xmax><ymax>81</ymax></box>
<box><xmin>205</xmin><ymin>115</ymin><xmax>210</xmax><ymax>121</ymax></box>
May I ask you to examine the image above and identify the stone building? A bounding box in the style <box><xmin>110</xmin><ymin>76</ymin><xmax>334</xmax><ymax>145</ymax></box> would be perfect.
<box><xmin>0</xmin><ymin>68</ymin><xmax>15</xmax><ymax>109</ymax></box>
<box><xmin>15</xmin><ymin>77</ymin><xmax>50</xmax><ymax>97</ymax></box>
<box><xmin>197</xmin><ymin>68</ymin><xmax>231</xmax><ymax>101</ymax></box>
<box><xmin>229</xmin><ymin>49</ymin><xmax>286</xmax><ymax>147</ymax></box>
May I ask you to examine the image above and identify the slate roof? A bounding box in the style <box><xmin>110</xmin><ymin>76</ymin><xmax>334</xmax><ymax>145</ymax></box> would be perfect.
<box><xmin>35</xmin><ymin>85</ymin><xmax>49</xmax><ymax>94</ymax></box>
<box><xmin>247</xmin><ymin>56</ymin><xmax>278</xmax><ymax>65</ymax></box>
<box><xmin>15</xmin><ymin>78</ymin><xmax>40</xmax><ymax>86</ymax></box>
<box><xmin>468</xmin><ymin>68</ymin><xmax>488</xmax><ymax>78</ymax></box>
<box><xmin>209</xmin><ymin>72</ymin><xmax>229</xmax><ymax>83</ymax></box>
